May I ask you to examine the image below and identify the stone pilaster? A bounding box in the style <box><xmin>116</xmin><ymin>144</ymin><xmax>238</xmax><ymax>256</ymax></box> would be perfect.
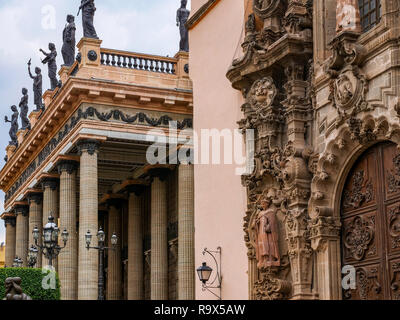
<box><xmin>146</xmin><ymin>166</ymin><xmax>171</xmax><ymax>300</ymax></box>
<box><xmin>58</xmin><ymin>161</ymin><xmax>78</xmax><ymax>300</ymax></box>
<box><xmin>127</xmin><ymin>183</ymin><xmax>146</xmax><ymax>300</ymax></box>
<box><xmin>15</xmin><ymin>205</ymin><xmax>29</xmax><ymax>267</ymax></box>
<box><xmin>77</xmin><ymin>139</ymin><xmax>100</xmax><ymax>300</ymax></box>
<box><xmin>27</xmin><ymin>193</ymin><xmax>43</xmax><ymax>268</ymax></box>
<box><xmin>4</xmin><ymin>216</ymin><xmax>16</xmax><ymax>267</ymax></box>
<box><xmin>177</xmin><ymin>163</ymin><xmax>195</xmax><ymax>300</ymax></box>
<box><xmin>42</xmin><ymin>177</ymin><xmax>59</xmax><ymax>269</ymax></box>
<box><xmin>106</xmin><ymin>200</ymin><xmax>122</xmax><ymax>300</ymax></box>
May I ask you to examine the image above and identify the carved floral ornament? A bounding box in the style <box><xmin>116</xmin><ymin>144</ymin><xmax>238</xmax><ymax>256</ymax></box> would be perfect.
<box><xmin>344</xmin><ymin>215</ymin><xmax>375</xmax><ymax>261</ymax></box>
<box><xmin>249</xmin><ymin>77</ymin><xmax>277</xmax><ymax>113</ymax></box>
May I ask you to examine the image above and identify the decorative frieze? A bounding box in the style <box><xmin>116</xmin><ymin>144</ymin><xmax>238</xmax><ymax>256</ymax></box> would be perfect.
<box><xmin>5</xmin><ymin>106</ymin><xmax>192</xmax><ymax>205</ymax></box>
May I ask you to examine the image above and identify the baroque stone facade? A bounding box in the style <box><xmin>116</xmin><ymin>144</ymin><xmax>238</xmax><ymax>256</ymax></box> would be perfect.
<box><xmin>226</xmin><ymin>0</ymin><xmax>400</xmax><ymax>300</ymax></box>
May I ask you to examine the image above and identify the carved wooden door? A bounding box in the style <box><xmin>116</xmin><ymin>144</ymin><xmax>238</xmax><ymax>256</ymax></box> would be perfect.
<box><xmin>341</xmin><ymin>142</ymin><xmax>400</xmax><ymax>300</ymax></box>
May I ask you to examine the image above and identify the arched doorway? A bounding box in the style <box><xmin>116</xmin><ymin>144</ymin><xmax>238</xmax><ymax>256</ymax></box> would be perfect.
<box><xmin>341</xmin><ymin>142</ymin><xmax>400</xmax><ymax>300</ymax></box>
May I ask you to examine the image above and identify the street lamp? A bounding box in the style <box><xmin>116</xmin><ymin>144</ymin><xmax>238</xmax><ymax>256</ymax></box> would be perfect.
<box><xmin>12</xmin><ymin>256</ymin><xmax>23</xmax><ymax>268</ymax></box>
<box><xmin>196</xmin><ymin>247</ymin><xmax>222</xmax><ymax>300</ymax></box>
<box><xmin>85</xmin><ymin>227</ymin><xmax>118</xmax><ymax>300</ymax></box>
<box><xmin>33</xmin><ymin>214</ymin><xmax>69</xmax><ymax>267</ymax></box>
<box><xmin>27</xmin><ymin>245</ymin><xmax>39</xmax><ymax>268</ymax></box>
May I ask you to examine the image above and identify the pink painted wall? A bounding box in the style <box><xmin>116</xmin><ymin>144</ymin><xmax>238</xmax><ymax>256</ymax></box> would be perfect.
<box><xmin>189</xmin><ymin>0</ymin><xmax>248</xmax><ymax>300</ymax></box>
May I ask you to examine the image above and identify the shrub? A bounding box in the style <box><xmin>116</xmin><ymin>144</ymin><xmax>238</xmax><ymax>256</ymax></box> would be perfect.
<box><xmin>0</xmin><ymin>268</ymin><xmax>61</xmax><ymax>300</ymax></box>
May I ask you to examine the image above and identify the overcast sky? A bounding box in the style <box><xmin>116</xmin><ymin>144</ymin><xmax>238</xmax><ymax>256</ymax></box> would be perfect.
<box><xmin>0</xmin><ymin>0</ymin><xmax>191</xmax><ymax>244</ymax></box>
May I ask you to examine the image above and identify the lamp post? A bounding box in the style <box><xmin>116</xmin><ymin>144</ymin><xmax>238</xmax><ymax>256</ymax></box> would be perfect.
<box><xmin>32</xmin><ymin>215</ymin><xmax>69</xmax><ymax>267</ymax></box>
<box><xmin>27</xmin><ymin>245</ymin><xmax>39</xmax><ymax>268</ymax></box>
<box><xmin>85</xmin><ymin>228</ymin><xmax>118</xmax><ymax>300</ymax></box>
<box><xmin>12</xmin><ymin>256</ymin><xmax>23</xmax><ymax>268</ymax></box>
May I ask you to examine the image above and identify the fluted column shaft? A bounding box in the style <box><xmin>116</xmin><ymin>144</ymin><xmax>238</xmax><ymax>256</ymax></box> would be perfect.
<box><xmin>107</xmin><ymin>203</ymin><xmax>122</xmax><ymax>300</ymax></box>
<box><xmin>78</xmin><ymin>140</ymin><xmax>99</xmax><ymax>300</ymax></box>
<box><xmin>151</xmin><ymin>176</ymin><xmax>168</xmax><ymax>300</ymax></box>
<box><xmin>42</xmin><ymin>178</ymin><xmax>59</xmax><ymax>269</ymax></box>
<box><xmin>178</xmin><ymin>164</ymin><xmax>195</xmax><ymax>300</ymax></box>
<box><xmin>58</xmin><ymin>161</ymin><xmax>78</xmax><ymax>300</ymax></box>
<box><xmin>128</xmin><ymin>190</ymin><xmax>144</xmax><ymax>300</ymax></box>
<box><xmin>28</xmin><ymin>194</ymin><xmax>43</xmax><ymax>268</ymax></box>
<box><xmin>15</xmin><ymin>206</ymin><xmax>29</xmax><ymax>267</ymax></box>
<box><xmin>4</xmin><ymin>218</ymin><xmax>16</xmax><ymax>267</ymax></box>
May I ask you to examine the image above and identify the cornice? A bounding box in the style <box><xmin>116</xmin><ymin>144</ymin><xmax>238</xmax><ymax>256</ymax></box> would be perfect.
<box><xmin>186</xmin><ymin>0</ymin><xmax>221</xmax><ymax>30</ymax></box>
<box><xmin>0</xmin><ymin>77</ymin><xmax>193</xmax><ymax>193</ymax></box>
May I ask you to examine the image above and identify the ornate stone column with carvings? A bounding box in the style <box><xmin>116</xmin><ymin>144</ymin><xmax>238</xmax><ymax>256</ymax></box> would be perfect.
<box><xmin>58</xmin><ymin>160</ymin><xmax>78</xmax><ymax>300</ymax></box>
<box><xmin>127</xmin><ymin>181</ymin><xmax>146</xmax><ymax>300</ymax></box>
<box><xmin>4</xmin><ymin>216</ymin><xmax>16</xmax><ymax>267</ymax></box>
<box><xmin>177</xmin><ymin>163</ymin><xmax>195</xmax><ymax>300</ymax></box>
<box><xmin>27</xmin><ymin>193</ymin><xmax>43</xmax><ymax>268</ymax></box>
<box><xmin>145</xmin><ymin>165</ymin><xmax>171</xmax><ymax>300</ymax></box>
<box><xmin>77</xmin><ymin>139</ymin><xmax>100</xmax><ymax>300</ymax></box>
<box><xmin>15</xmin><ymin>205</ymin><xmax>29</xmax><ymax>267</ymax></box>
<box><xmin>106</xmin><ymin>198</ymin><xmax>122</xmax><ymax>300</ymax></box>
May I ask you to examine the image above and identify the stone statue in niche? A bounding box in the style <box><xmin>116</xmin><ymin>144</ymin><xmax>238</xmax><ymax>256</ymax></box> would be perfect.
<box><xmin>252</xmin><ymin>191</ymin><xmax>281</xmax><ymax>268</ymax></box>
<box><xmin>28</xmin><ymin>59</ymin><xmax>44</xmax><ymax>111</ymax></box>
<box><xmin>245</xmin><ymin>13</ymin><xmax>256</xmax><ymax>35</ymax></box>
<box><xmin>3</xmin><ymin>277</ymin><xmax>32</xmax><ymax>300</ymax></box>
<box><xmin>19</xmin><ymin>88</ymin><xmax>31</xmax><ymax>131</ymax></box>
<box><xmin>336</xmin><ymin>0</ymin><xmax>361</xmax><ymax>33</ymax></box>
<box><xmin>4</xmin><ymin>106</ymin><xmax>19</xmax><ymax>146</ymax></box>
<box><xmin>176</xmin><ymin>0</ymin><xmax>190</xmax><ymax>52</ymax></box>
<box><xmin>62</xmin><ymin>15</ymin><xmax>76</xmax><ymax>67</ymax></box>
<box><xmin>40</xmin><ymin>43</ymin><xmax>58</xmax><ymax>91</ymax></box>
<box><xmin>78</xmin><ymin>0</ymin><xmax>99</xmax><ymax>39</ymax></box>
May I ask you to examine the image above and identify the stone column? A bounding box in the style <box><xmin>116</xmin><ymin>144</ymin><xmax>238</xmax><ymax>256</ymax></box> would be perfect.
<box><xmin>77</xmin><ymin>139</ymin><xmax>100</xmax><ymax>300</ymax></box>
<box><xmin>177</xmin><ymin>163</ymin><xmax>195</xmax><ymax>300</ymax></box>
<box><xmin>42</xmin><ymin>177</ymin><xmax>59</xmax><ymax>269</ymax></box>
<box><xmin>106</xmin><ymin>200</ymin><xmax>122</xmax><ymax>300</ymax></box>
<box><xmin>127</xmin><ymin>183</ymin><xmax>146</xmax><ymax>300</ymax></box>
<box><xmin>147</xmin><ymin>167</ymin><xmax>170</xmax><ymax>300</ymax></box>
<box><xmin>27</xmin><ymin>193</ymin><xmax>43</xmax><ymax>268</ymax></box>
<box><xmin>58</xmin><ymin>161</ymin><xmax>78</xmax><ymax>300</ymax></box>
<box><xmin>15</xmin><ymin>205</ymin><xmax>29</xmax><ymax>267</ymax></box>
<box><xmin>4</xmin><ymin>216</ymin><xmax>16</xmax><ymax>267</ymax></box>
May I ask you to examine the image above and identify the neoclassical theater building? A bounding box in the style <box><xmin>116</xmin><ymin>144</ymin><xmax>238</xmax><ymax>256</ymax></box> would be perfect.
<box><xmin>189</xmin><ymin>0</ymin><xmax>400</xmax><ymax>300</ymax></box>
<box><xmin>0</xmin><ymin>35</ymin><xmax>193</xmax><ymax>300</ymax></box>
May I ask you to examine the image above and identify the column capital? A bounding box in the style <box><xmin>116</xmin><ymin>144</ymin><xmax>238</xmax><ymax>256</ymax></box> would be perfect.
<box><xmin>4</xmin><ymin>215</ymin><xmax>16</xmax><ymax>227</ymax></box>
<box><xmin>41</xmin><ymin>177</ymin><xmax>59</xmax><ymax>191</ymax></box>
<box><xmin>144</xmin><ymin>164</ymin><xmax>174</xmax><ymax>182</ymax></box>
<box><xmin>57</xmin><ymin>160</ymin><xmax>79</xmax><ymax>175</ymax></box>
<box><xmin>27</xmin><ymin>192</ymin><xmax>43</xmax><ymax>205</ymax></box>
<box><xmin>76</xmin><ymin>139</ymin><xmax>101</xmax><ymax>156</ymax></box>
<box><xmin>14</xmin><ymin>204</ymin><xmax>29</xmax><ymax>217</ymax></box>
<box><xmin>102</xmin><ymin>194</ymin><xmax>125</xmax><ymax>210</ymax></box>
<box><xmin>121</xmin><ymin>179</ymin><xmax>148</xmax><ymax>196</ymax></box>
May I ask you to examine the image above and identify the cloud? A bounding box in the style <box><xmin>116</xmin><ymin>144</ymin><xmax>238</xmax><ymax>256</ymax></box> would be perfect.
<box><xmin>0</xmin><ymin>0</ymin><xmax>190</xmax><ymax>243</ymax></box>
